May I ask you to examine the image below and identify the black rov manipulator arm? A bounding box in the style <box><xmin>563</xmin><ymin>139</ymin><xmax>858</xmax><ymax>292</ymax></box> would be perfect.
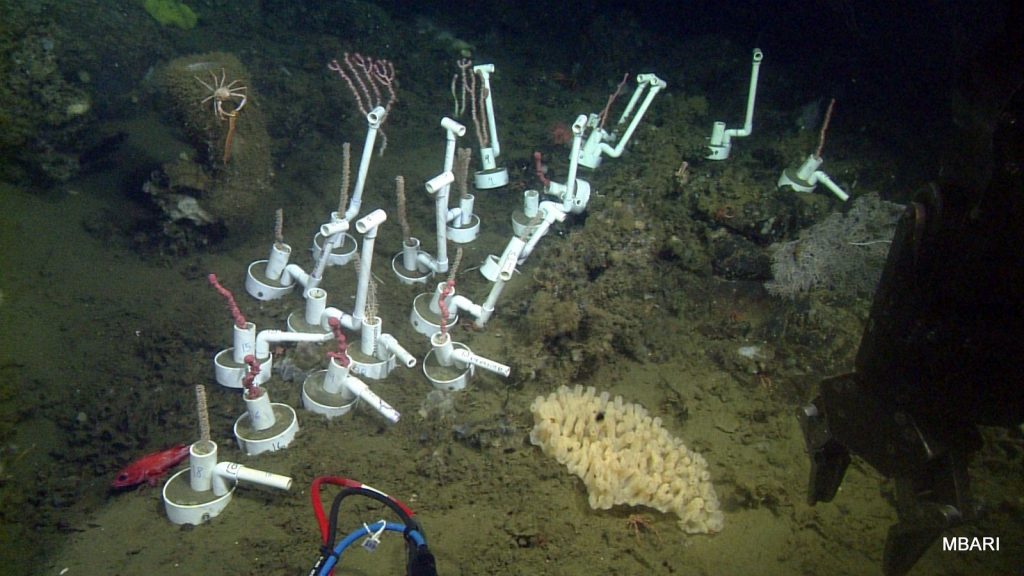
<box><xmin>797</xmin><ymin>74</ymin><xmax>1023</xmax><ymax>575</ymax></box>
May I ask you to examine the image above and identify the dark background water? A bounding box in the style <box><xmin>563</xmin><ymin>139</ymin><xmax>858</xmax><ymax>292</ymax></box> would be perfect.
<box><xmin>0</xmin><ymin>1</ymin><xmax>1020</xmax><ymax>574</ymax></box>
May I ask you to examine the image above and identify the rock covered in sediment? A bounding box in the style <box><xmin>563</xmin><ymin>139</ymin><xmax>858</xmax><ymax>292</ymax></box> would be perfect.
<box><xmin>151</xmin><ymin>52</ymin><xmax>274</xmax><ymax>233</ymax></box>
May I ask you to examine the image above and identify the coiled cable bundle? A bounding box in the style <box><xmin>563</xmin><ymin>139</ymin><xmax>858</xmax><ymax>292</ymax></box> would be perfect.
<box><xmin>306</xmin><ymin>476</ymin><xmax>437</xmax><ymax>576</ymax></box>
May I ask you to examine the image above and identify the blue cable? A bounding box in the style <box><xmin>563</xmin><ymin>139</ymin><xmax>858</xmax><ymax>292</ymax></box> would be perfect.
<box><xmin>318</xmin><ymin>521</ymin><xmax>426</xmax><ymax>576</ymax></box>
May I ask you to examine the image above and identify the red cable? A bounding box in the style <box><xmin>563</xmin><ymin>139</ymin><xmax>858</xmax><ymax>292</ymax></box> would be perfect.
<box><xmin>311</xmin><ymin>476</ymin><xmax>364</xmax><ymax>545</ymax></box>
<box><xmin>309</xmin><ymin>476</ymin><xmax>418</xmax><ymax>545</ymax></box>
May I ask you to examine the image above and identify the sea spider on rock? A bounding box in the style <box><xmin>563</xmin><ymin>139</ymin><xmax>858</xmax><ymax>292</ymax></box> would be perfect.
<box><xmin>195</xmin><ymin>68</ymin><xmax>247</xmax><ymax>120</ymax></box>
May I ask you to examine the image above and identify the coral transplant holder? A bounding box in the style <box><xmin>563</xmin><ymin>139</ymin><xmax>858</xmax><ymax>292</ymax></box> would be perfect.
<box><xmin>391</xmin><ymin>115</ymin><xmax>514</xmax><ymax>390</ymax></box>
<box><xmin>778</xmin><ymin>97</ymin><xmax>849</xmax><ymax>201</ymax></box>
<box><xmin>163</xmin><ymin>439</ymin><xmax>293</xmax><ymax>526</ymax></box>
<box><xmin>392</xmin><ymin>117</ymin><xmax>480</xmax><ymax>287</ymax></box>
<box><xmin>422</xmin><ymin>329</ymin><xmax>511</xmax><ymax>392</ymax></box>
<box><xmin>778</xmin><ymin>154</ymin><xmax>850</xmax><ymax>201</ymax></box>
<box><xmin>196</xmin><ymin>182</ymin><xmax>413</xmax><ymax>519</ymax></box>
<box><xmin>244</xmin><ymin>106</ymin><xmax>388</xmax><ymax>302</ymax></box>
<box><xmin>502</xmin><ymin>72</ymin><xmax>668</xmax><ymax>271</ymax></box>
<box><xmin>193</xmin><ymin>112</ymin><xmax>419</xmax><ymax>517</ymax></box>
<box><xmin>409</xmin><ymin>73</ymin><xmax>668</xmax><ymax>390</ymax></box>
<box><xmin>705</xmin><ymin>48</ymin><xmax>763</xmax><ymax>161</ymax></box>
<box><xmin>486</xmin><ymin>113</ymin><xmax>591</xmax><ymax>283</ymax></box>
<box><xmin>408</xmin><ymin>279</ymin><xmax>512</xmax><ymax>391</ymax></box>
<box><xmin>221</xmin><ymin>209</ymin><xmax>414</xmax><ymax>424</ymax></box>
<box><xmin>469</xmin><ymin>63</ymin><xmax>509</xmax><ymax>190</ymax></box>
<box><xmin>577</xmin><ymin>73</ymin><xmax>668</xmax><ymax>169</ymax></box>
<box><xmin>173</xmin><ymin>65</ymin><xmax>683</xmax><ymax>527</ymax></box>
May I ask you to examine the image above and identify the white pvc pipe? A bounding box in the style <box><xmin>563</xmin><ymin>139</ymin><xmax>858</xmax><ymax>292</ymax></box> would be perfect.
<box><xmin>707</xmin><ymin>49</ymin><xmax>763</xmax><ymax>159</ymax></box>
<box><xmin>441</xmin><ymin>117</ymin><xmax>467</xmax><ymax>139</ymax></box>
<box><xmin>796</xmin><ymin>154</ymin><xmax>823</xmax><ymax>180</ymax></box>
<box><xmin>281</xmin><ymin>263</ymin><xmax>311</xmax><ymax>291</ymax></box>
<box><xmin>425</xmin><ymin>171</ymin><xmax>455</xmax><ymax>193</ymax></box>
<box><xmin>564</xmin><ymin>115</ymin><xmax>587</xmax><ymax>210</ymax></box>
<box><xmin>344</xmin><ymin>376</ymin><xmax>401</xmax><ymax>423</ymax></box>
<box><xmin>232</xmin><ymin>322</ymin><xmax>256</xmax><ymax>364</ymax></box>
<box><xmin>212</xmin><ymin>461</ymin><xmax>293</xmax><ymax>497</ymax></box>
<box><xmin>451</xmin><ymin>347</ymin><xmax>511</xmax><ymax>377</ymax></box>
<box><xmin>729</xmin><ymin>49</ymin><xmax>763</xmax><ymax>138</ymax></box>
<box><xmin>450</xmin><ymin>294</ymin><xmax>483</xmax><ymax>322</ymax></box>
<box><xmin>431</xmin><ymin>332</ymin><xmax>510</xmax><ymax>377</ymax></box>
<box><xmin>309</xmin><ymin>228</ymin><xmax>342</xmax><ymax>289</ymax></box>
<box><xmin>360</xmin><ymin>316</ymin><xmax>381</xmax><ymax>357</ymax></box>
<box><xmin>497</xmin><ymin>237</ymin><xmax>524</xmax><ymax>281</ymax></box>
<box><xmin>378</xmin><ymin>333</ymin><xmax>416</xmax><ymax>368</ymax></box>
<box><xmin>475</xmin><ymin>301</ymin><xmax>497</xmax><ymax>328</ymax></box>
<box><xmin>415</xmin><ymin>251</ymin><xmax>442</xmax><ymax>275</ymax></box>
<box><xmin>323</xmin><ymin>357</ymin><xmax>354</xmax><ymax>396</ymax></box>
<box><xmin>445</xmin><ymin>206</ymin><xmax>464</xmax><ymax>225</ymax></box>
<box><xmin>427</xmin><ymin>168</ymin><xmax>455</xmax><ymax>274</ymax></box>
<box><xmin>428</xmin><ymin>281</ymin><xmax>447</xmax><ymax>315</ymax></box>
<box><xmin>523</xmin><ymin>189</ymin><xmax>540</xmax><ymax>218</ymax></box>
<box><xmin>811</xmin><ymin>171</ymin><xmax>850</xmax><ymax>201</ymax></box>
<box><xmin>189</xmin><ymin>441</ymin><xmax>217</xmax><ymax>493</ymax></box>
<box><xmin>265</xmin><ymin>243</ymin><xmax>291</xmax><ymax>280</ymax></box>
<box><xmin>437</xmin><ymin>118</ymin><xmax>464</xmax><ymax>254</ymax></box>
<box><xmin>478</xmin><ymin>147</ymin><xmax>497</xmax><ymax>171</ymax></box>
<box><xmin>304</xmin><ymin>288</ymin><xmax>327</xmax><ymax>326</ymax></box>
<box><xmin>343</xmin><ymin>106</ymin><xmax>385</xmax><ymax>222</ymax></box>
<box><xmin>458</xmin><ymin>195</ymin><xmax>475</xmax><ymax>226</ymax></box>
<box><xmin>401</xmin><ymin>237</ymin><xmax>420</xmax><ymax>271</ymax></box>
<box><xmin>355</xmin><ymin>208</ymin><xmax>387</xmax><ymax>233</ymax></box>
<box><xmin>320</xmin><ymin>219</ymin><xmax>350</xmax><ymax>238</ymax></box>
<box><xmin>474</xmin><ymin>64</ymin><xmax>500</xmax><ymax>157</ymax></box>
<box><xmin>519</xmin><ymin>202</ymin><xmax>566</xmax><ymax>264</ymax></box>
<box><xmin>599</xmin><ymin>73</ymin><xmax>667</xmax><ymax>159</ymax></box>
<box><xmin>351</xmin><ymin>209</ymin><xmax>386</xmax><ymax>324</ymax></box>
<box><xmin>255</xmin><ymin>329</ymin><xmax>333</xmax><ymax>358</ymax></box>
<box><xmin>430</xmin><ymin>332</ymin><xmax>455</xmax><ymax>364</ymax></box>
<box><xmin>322</xmin><ymin>306</ymin><xmax>357</xmax><ymax>332</ymax></box>
<box><xmin>244</xmin><ymin>391</ymin><xmax>276</xmax><ymax>431</ymax></box>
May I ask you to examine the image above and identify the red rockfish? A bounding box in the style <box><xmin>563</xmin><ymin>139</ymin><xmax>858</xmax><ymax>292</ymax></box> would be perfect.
<box><xmin>112</xmin><ymin>444</ymin><xmax>190</xmax><ymax>489</ymax></box>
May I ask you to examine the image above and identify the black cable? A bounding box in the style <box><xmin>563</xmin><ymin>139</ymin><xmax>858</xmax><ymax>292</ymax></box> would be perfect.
<box><xmin>323</xmin><ymin>487</ymin><xmax>428</xmax><ymax>565</ymax></box>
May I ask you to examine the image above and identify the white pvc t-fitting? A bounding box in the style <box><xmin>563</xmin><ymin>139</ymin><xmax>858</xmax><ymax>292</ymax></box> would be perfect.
<box><xmin>441</xmin><ymin>117</ymin><xmax>467</xmax><ymax>137</ymax></box>
<box><xmin>425</xmin><ymin>171</ymin><xmax>455</xmax><ymax>195</ymax></box>
<box><xmin>355</xmin><ymin>209</ymin><xmax>387</xmax><ymax>233</ymax></box>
